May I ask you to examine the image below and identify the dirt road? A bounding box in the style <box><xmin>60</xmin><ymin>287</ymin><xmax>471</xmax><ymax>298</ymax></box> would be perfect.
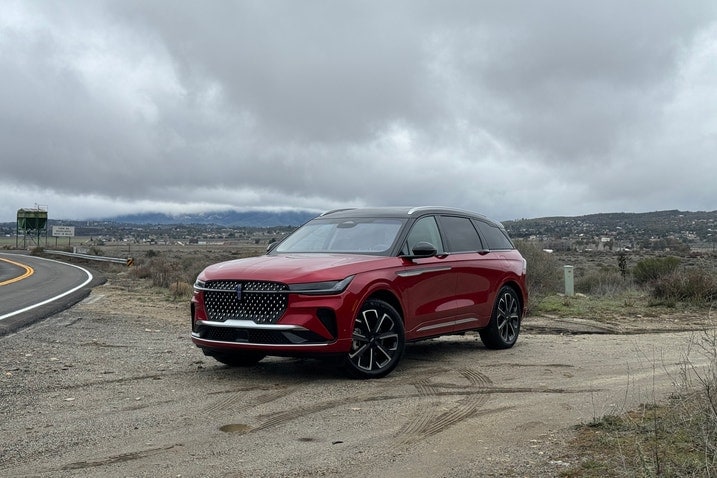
<box><xmin>0</xmin><ymin>277</ymin><xmax>710</xmax><ymax>477</ymax></box>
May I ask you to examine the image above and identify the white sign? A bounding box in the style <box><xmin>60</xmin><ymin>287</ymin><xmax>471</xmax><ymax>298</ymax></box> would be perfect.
<box><xmin>52</xmin><ymin>226</ymin><xmax>75</xmax><ymax>237</ymax></box>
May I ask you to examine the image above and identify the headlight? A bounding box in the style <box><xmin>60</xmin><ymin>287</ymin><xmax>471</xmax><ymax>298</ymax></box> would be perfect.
<box><xmin>193</xmin><ymin>279</ymin><xmax>206</xmax><ymax>290</ymax></box>
<box><xmin>288</xmin><ymin>276</ymin><xmax>354</xmax><ymax>295</ymax></box>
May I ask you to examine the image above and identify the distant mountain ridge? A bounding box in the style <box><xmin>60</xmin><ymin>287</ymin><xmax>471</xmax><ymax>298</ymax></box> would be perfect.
<box><xmin>104</xmin><ymin>210</ymin><xmax>319</xmax><ymax>227</ymax></box>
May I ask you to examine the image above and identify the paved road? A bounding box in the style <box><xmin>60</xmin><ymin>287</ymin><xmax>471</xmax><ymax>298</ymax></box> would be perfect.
<box><xmin>0</xmin><ymin>252</ymin><xmax>103</xmax><ymax>335</ymax></box>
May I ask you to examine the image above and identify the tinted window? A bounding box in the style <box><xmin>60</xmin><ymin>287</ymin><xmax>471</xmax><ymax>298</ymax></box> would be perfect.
<box><xmin>404</xmin><ymin>216</ymin><xmax>444</xmax><ymax>254</ymax></box>
<box><xmin>473</xmin><ymin>220</ymin><xmax>514</xmax><ymax>250</ymax></box>
<box><xmin>439</xmin><ymin>216</ymin><xmax>483</xmax><ymax>252</ymax></box>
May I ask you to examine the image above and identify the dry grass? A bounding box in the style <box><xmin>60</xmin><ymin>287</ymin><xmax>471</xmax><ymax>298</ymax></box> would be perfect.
<box><xmin>559</xmin><ymin>317</ymin><xmax>717</xmax><ymax>477</ymax></box>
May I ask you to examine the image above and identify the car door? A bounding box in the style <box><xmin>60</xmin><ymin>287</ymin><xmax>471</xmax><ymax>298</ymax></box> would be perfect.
<box><xmin>436</xmin><ymin>215</ymin><xmax>506</xmax><ymax>330</ymax></box>
<box><xmin>396</xmin><ymin>215</ymin><xmax>459</xmax><ymax>340</ymax></box>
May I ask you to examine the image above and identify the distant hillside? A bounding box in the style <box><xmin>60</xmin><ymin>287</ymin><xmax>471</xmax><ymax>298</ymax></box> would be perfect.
<box><xmin>104</xmin><ymin>210</ymin><xmax>318</xmax><ymax>227</ymax></box>
<box><xmin>503</xmin><ymin>209</ymin><xmax>717</xmax><ymax>241</ymax></box>
<box><xmin>3</xmin><ymin>209</ymin><xmax>716</xmax><ymax>241</ymax></box>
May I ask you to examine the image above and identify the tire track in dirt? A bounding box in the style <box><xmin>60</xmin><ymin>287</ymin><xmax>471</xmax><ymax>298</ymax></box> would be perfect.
<box><xmin>213</xmin><ymin>367</ymin><xmax>584</xmax><ymax>440</ymax></box>
<box><xmin>58</xmin><ymin>444</ymin><xmax>181</xmax><ymax>472</ymax></box>
<box><xmin>225</xmin><ymin>369</ymin><xmax>450</xmax><ymax>434</ymax></box>
<box><xmin>203</xmin><ymin>385</ymin><xmax>295</xmax><ymax>415</ymax></box>
<box><xmin>395</xmin><ymin>368</ymin><xmax>494</xmax><ymax>445</ymax></box>
<box><xmin>397</xmin><ymin>376</ymin><xmax>443</xmax><ymax>443</ymax></box>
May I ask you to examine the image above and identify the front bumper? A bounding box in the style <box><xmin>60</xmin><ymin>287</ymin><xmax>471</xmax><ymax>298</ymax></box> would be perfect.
<box><xmin>191</xmin><ymin>290</ymin><xmax>359</xmax><ymax>355</ymax></box>
<box><xmin>191</xmin><ymin>320</ymin><xmax>353</xmax><ymax>354</ymax></box>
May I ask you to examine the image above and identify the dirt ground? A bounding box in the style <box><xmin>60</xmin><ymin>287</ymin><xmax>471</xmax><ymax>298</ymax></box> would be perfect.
<box><xmin>1</xmin><ymin>272</ymin><xmax>714</xmax><ymax>477</ymax></box>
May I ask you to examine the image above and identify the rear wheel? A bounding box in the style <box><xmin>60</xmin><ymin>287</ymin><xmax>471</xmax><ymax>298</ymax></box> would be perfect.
<box><xmin>343</xmin><ymin>299</ymin><xmax>405</xmax><ymax>379</ymax></box>
<box><xmin>206</xmin><ymin>351</ymin><xmax>266</xmax><ymax>367</ymax></box>
<box><xmin>479</xmin><ymin>286</ymin><xmax>521</xmax><ymax>349</ymax></box>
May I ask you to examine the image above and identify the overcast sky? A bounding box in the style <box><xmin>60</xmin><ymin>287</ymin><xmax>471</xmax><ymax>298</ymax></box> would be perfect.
<box><xmin>1</xmin><ymin>1</ymin><xmax>716</xmax><ymax>223</ymax></box>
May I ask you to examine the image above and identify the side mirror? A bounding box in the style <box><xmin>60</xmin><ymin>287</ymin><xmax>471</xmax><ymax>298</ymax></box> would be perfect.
<box><xmin>400</xmin><ymin>241</ymin><xmax>437</xmax><ymax>260</ymax></box>
<box><xmin>412</xmin><ymin>241</ymin><xmax>437</xmax><ymax>257</ymax></box>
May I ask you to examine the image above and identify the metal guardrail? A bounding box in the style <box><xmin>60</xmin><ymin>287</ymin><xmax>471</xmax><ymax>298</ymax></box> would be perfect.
<box><xmin>44</xmin><ymin>250</ymin><xmax>133</xmax><ymax>266</ymax></box>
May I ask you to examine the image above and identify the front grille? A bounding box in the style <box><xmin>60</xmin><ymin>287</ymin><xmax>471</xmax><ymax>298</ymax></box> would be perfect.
<box><xmin>203</xmin><ymin>280</ymin><xmax>288</xmax><ymax>324</ymax></box>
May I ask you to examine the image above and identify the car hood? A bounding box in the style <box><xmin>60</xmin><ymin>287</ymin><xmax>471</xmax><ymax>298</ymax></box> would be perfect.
<box><xmin>199</xmin><ymin>253</ymin><xmax>395</xmax><ymax>283</ymax></box>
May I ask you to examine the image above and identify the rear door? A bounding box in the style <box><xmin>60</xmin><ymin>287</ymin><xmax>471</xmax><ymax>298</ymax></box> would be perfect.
<box><xmin>435</xmin><ymin>215</ymin><xmax>507</xmax><ymax>329</ymax></box>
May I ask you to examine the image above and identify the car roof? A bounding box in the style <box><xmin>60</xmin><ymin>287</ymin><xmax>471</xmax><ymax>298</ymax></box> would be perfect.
<box><xmin>318</xmin><ymin>206</ymin><xmax>503</xmax><ymax>227</ymax></box>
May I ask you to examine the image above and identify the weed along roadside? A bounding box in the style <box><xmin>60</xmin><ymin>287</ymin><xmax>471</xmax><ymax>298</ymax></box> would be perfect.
<box><xmin>515</xmin><ymin>243</ymin><xmax>717</xmax><ymax>475</ymax></box>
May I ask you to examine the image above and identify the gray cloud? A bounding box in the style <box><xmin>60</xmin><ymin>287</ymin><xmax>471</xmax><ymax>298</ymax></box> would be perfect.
<box><xmin>1</xmin><ymin>0</ymin><xmax>716</xmax><ymax>222</ymax></box>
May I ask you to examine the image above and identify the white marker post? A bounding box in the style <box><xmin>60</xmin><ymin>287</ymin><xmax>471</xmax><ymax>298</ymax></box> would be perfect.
<box><xmin>564</xmin><ymin>265</ymin><xmax>574</xmax><ymax>296</ymax></box>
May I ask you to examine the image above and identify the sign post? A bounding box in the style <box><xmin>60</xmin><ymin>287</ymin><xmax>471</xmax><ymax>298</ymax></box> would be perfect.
<box><xmin>52</xmin><ymin>226</ymin><xmax>75</xmax><ymax>247</ymax></box>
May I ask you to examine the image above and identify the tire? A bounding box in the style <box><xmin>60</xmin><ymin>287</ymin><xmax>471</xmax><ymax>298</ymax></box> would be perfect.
<box><xmin>206</xmin><ymin>351</ymin><xmax>266</xmax><ymax>367</ymax></box>
<box><xmin>343</xmin><ymin>299</ymin><xmax>405</xmax><ymax>379</ymax></box>
<box><xmin>479</xmin><ymin>286</ymin><xmax>521</xmax><ymax>349</ymax></box>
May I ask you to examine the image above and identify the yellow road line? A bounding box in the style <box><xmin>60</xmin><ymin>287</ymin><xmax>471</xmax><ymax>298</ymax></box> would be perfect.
<box><xmin>0</xmin><ymin>257</ymin><xmax>34</xmax><ymax>286</ymax></box>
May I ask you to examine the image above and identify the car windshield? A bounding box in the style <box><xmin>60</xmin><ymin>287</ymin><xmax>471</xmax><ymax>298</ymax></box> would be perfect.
<box><xmin>274</xmin><ymin>217</ymin><xmax>405</xmax><ymax>254</ymax></box>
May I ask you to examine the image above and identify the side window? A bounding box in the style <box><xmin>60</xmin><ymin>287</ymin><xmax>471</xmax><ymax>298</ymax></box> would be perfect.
<box><xmin>439</xmin><ymin>216</ymin><xmax>484</xmax><ymax>253</ymax></box>
<box><xmin>405</xmin><ymin>216</ymin><xmax>444</xmax><ymax>254</ymax></box>
<box><xmin>473</xmin><ymin>220</ymin><xmax>514</xmax><ymax>250</ymax></box>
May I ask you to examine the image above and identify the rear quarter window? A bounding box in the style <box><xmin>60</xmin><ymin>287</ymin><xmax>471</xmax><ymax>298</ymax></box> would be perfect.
<box><xmin>473</xmin><ymin>220</ymin><xmax>514</xmax><ymax>250</ymax></box>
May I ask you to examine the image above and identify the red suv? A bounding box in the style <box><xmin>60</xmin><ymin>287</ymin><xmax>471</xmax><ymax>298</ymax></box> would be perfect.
<box><xmin>191</xmin><ymin>207</ymin><xmax>527</xmax><ymax>378</ymax></box>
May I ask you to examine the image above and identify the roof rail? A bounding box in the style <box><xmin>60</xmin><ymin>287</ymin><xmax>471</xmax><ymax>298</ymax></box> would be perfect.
<box><xmin>319</xmin><ymin>208</ymin><xmax>356</xmax><ymax>217</ymax></box>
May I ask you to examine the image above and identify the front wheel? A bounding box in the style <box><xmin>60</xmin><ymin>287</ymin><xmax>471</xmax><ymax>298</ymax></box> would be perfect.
<box><xmin>343</xmin><ymin>299</ymin><xmax>405</xmax><ymax>379</ymax></box>
<box><xmin>479</xmin><ymin>286</ymin><xmax>521</xmax><ymax>349</ymax></box>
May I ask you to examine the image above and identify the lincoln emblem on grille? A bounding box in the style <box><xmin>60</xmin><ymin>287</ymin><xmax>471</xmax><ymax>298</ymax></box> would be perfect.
<box><xmin>235</xmin><ymin>283</ymin><xmax>242</xmax><ymax>301</ymax></box>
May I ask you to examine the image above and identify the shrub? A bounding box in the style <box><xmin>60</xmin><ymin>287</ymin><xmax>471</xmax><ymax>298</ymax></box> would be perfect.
<box><xmin>514</xmin><ymin>241</ymin><xmax>561</xmax><ymax>309</ymax></box>
<box><xmin>88</xmin><ymin>246</ymin><xmax>104</xmax><ymax>256</ymax></box>
<box><xmin>652</xmin><ymin>269</ymin><xmax>717</xmax><ymax>303</ymax></box>
<box><xmin>130</xmin><ymin>263</ymin><xmax>152</xmax><ymax>280</ymax></box>
<box><xmin>128</xmin><ymin>257</ymin><xmax>180</xmax><ymax>288</ymax></box>
<box><xmin>633</xmin><ymin>256</ymin><xmax>681</xmax><ymax>285</ymax></box>
<box><xmin>576</xmin><ymin>269</ymin><xmax>631</xmax><ymax>296</ymax></box>
<box><xmin>169</xmin><ymin>281</ymin><xmax>193</xmax><ymax>300</ymax></box>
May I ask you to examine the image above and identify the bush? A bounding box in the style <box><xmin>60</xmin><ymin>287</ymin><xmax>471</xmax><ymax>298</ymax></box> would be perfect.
<box><xmin>633</xmin><ymin>256</ymin><xmax>681</xmax><ymax>285</ymax></box>
<box><xmin>129</xmin><ymin>257</ymin><xmax>180</xmax><ymax>288</ymax></box>
<box><xmin>652</xmin><ymin>269</ymin><xmax>717</xmax><ymax>303</ymax></box>
<box><xmin>514</xmin><ymin>241</ymin><xmax>561</xmax><ymax>308</ymax></box>
<box><xmin>576</xmin><ymin>269</ymin><xmax>631</xmax><ymax>296</ymax></box>
<box><xmin>169</xmin><ymin>281</ymin><xmax>193</xmax><ymax>300</ymax></box>
<box><xmin>88</xmin><ymin>246</ymin><xmax>104</xmax><ymax>256</ymax></box>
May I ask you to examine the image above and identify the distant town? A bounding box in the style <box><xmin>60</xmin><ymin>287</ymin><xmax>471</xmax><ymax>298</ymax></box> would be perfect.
<box><xmin>2</xmin><ymin>209</ymin><xmax>716</xmax><ymax>253</ymax></box>
<box><xmin>503</xmin><ymin>209</ymin><xmax>717</xmax><ymax>253</ymax></box>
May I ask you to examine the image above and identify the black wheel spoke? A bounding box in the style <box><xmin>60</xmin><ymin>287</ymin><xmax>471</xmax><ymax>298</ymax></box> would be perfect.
<box><xmin>374</xmin><ymin>344</ymin><xmax>393</xmax><ymax>365</ymax></box>
<box><xmin>348</xmin><ymin>342</ymin><xmax>370</xmax><ymax>360</ymax></box>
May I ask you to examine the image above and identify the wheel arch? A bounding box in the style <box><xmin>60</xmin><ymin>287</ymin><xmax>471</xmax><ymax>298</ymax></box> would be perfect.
<box><xmin>500</xmin><ymin>280</ymin><xmax>526</xmax><ymax>317</ymax></box>
<box><xmin>365</xmin><ymin>289</ymin><xmax>404</xmax><ymax>323</ymax></box>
